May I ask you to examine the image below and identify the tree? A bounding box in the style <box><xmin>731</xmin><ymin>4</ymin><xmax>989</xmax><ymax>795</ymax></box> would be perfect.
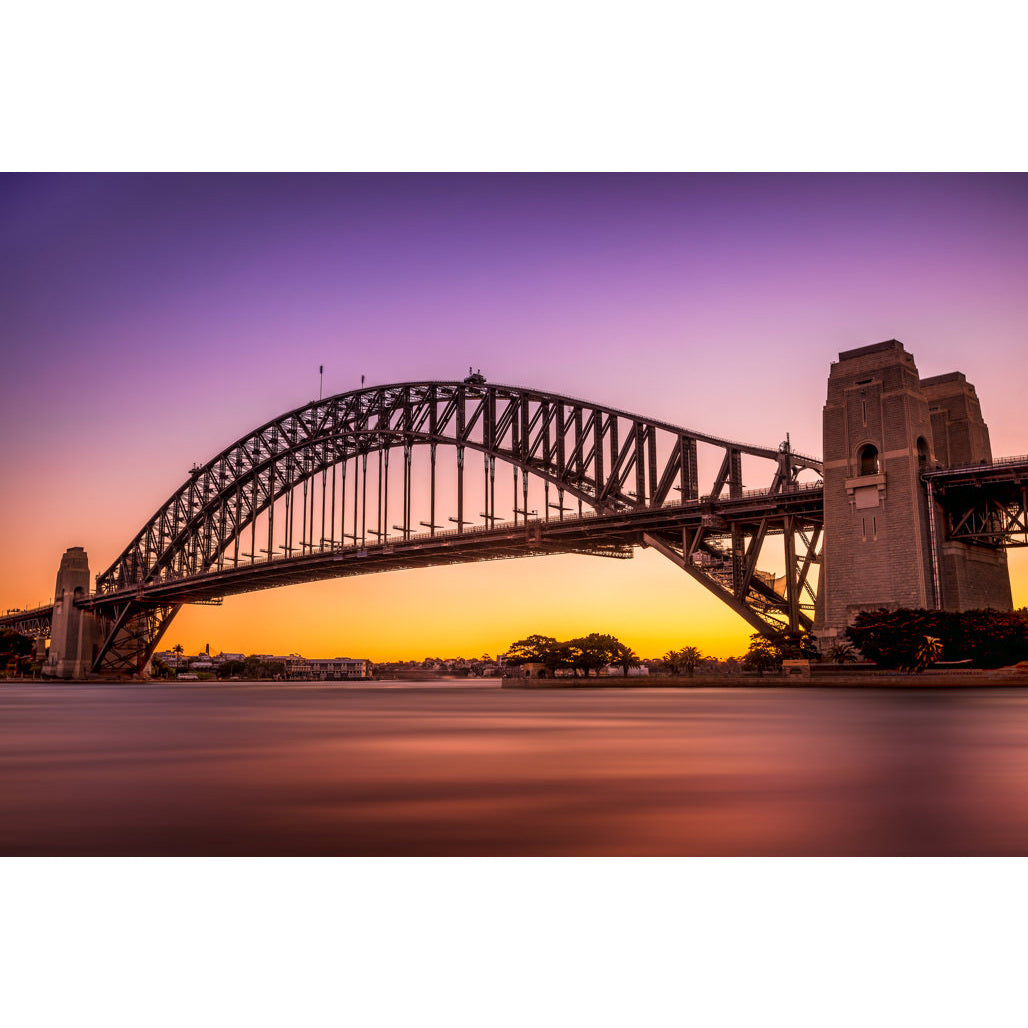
<box><xmin>776</xmin><ymin>630</ymin><xmax>818</xmax><ymax>660</ymax></box>
<box><xmin>677</xmin><ymin>646</ymin><xmax>703</xmax><ymax>677</ymax></box>
<box><xmin>827</xmin><ymin>641</ymin><xmax>857</xmax><ymax>664</ymax></box>
<box><xmin>243</xmin><ymin>654</ymin><xmax>265</xmax><ymax>679</ymax></box>
<box><xmin>150</xmin><ymin>655</ymin><xmax>172</xmax><ymax>679</ymax></box>
<box><xmin>662</xmin><ymin>646</ymin><xmax>703</xmax><ymax>677</ymax></box>
<box><xmin>503</xmin><ymin>635</ymin><xmax>559</xmax><ymax>667</ymax></box>
<box><xmin>845</xmin><ymin>609</ymin><xmax>950</xmax><ymax>669</ymax></box>
<box><xmin>613</xmin><ymin>642</ymin><xmax>641</xmax><ymax>676</ymax></box>
<box><xmin>742</xmin><ymin>635</ymin><xmax>780</xmax><ymax>676</ymax></box>
<box><xmin>954</xmin><ymin>609</ymin><xmax>1028</xmax><ymax>668</ymax></box>
<box><xmin>171</xmin><ymin>643</ymin><xmax>185</xmax><ymax>666</ymax></box>
<box><xmin>569</xmin><ymin>634</ymin><xmax>621</xmax><ymax>677</ymax></box>
<box><xmin>545</xmin><ymin>641</ymin><xmax>580</xmax><ymax>675</ymax></box>
<box><xmin>907</xmin><ymin>635</ymin><xmax>944</xmax><ymax>674</ymax></box>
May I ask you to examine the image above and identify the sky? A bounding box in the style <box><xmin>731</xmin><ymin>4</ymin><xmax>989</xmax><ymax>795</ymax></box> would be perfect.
<box><xmin>2</xmin><ymin>172</ymin><xmax>1027</xmax><ymax>660</ymax></box>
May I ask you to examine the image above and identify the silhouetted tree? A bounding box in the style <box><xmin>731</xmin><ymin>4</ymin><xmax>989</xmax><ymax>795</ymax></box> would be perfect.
<box><xmin>662</xmin><ymin>649</ymin><xmax>682</xmax><ymax>675</ymax></box>
<box><xmin>774</xmin><ymin>630</ymin><xmax>818</xmax><ymax>660</ymax></box>
<box><xmin>503</xmin><ymin>635</ymin><xmax>559</xmax><ymax>666</ymax></box>
<box><xmin>743</xmin><ymin>635</ymin><xmax>780</xmax><ymax>676</ymax></box>
<box><xmin>613</xmin><ymin>642</ymin><xmax>641</xmax><ymax>676</ymax></box>
<box><xmin>827</xmin><ymin>641</ymin><xmax>857</xmax><ymax>664</ymax></box>
<box><xmin>845</xmin><ymin>609</ymin><xmax>949</xmax><ymax>669</ymax></box>
<box><xmin>662</xmin><ymin>646</ymin><xmax>703</xmax><ymax>676</ymax></box>
<box><xmin>569</xmin><ymin>634</ymin><xmax>620</xmax><ymax>677</ymax></box>
<box><xmin>678</xmin><ymin>646</ymin><xmax>704</xmax><ymax>677</ymax></box>
<box><xmin>908</xmin><ymin>635</ymin><xmax>944</xmax><ymax>674</ymax></box>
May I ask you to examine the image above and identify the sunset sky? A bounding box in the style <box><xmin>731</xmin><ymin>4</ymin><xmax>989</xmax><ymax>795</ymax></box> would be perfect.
<box><xmin>2</xmin><ymin>173</ymin><xmax>1027</xmax><ymax>659</ymax></box>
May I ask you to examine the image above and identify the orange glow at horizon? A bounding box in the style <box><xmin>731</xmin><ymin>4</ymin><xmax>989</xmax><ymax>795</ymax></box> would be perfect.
<box><xmin>156</xmin><ymin>549</ymin><xmax>762</xmax><ymax>661</ymax></box>
<box><xmin>151</xmin><ymin>548</ymin><xmax>1028</xmax><ymax>660</ymax></box>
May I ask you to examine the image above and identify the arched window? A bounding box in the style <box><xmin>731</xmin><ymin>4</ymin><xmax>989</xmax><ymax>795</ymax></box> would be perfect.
<box><xmin>917</xmin><ymin>437</ymin><xmax>930</xmax><ymax>469</ymax></box>
<box><xmin>858</xmin><ymin>444</ymin><xmax>879</xmax><ymax>476</ymax></box>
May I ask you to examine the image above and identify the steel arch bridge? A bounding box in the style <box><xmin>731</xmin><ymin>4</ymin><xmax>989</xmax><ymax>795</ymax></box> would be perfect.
<box><xmin>10</xmin><ymin>377</ymin><xmax>829</xmax><ymax>675</ymax></box>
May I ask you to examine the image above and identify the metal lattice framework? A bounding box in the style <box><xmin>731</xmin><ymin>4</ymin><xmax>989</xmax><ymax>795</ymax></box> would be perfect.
<box><xmin>0</xmin><ymin>605</ymin><xmax>52</xmax><ymax>639</ymax></box>
<box><xmin>925</xmin><ymin>457</ymin><xmax>1028</xmax><ymax>548</ymax></box>
<box><xmin>76</xmin><ymin>378</ymin><xmax>823</xmax><ymax>675</ymax></box>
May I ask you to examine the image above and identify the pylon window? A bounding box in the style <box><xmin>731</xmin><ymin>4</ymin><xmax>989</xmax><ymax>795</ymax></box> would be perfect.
<box><xmin>858</xmin><ymin>444</ymin><xmax>879</xmax><ymax>476</ymax></box>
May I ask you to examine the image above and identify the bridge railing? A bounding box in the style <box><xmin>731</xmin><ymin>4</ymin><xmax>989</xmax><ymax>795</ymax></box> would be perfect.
<box><xmin>2</xmin><ymin>600</ymin><xmax>54</xmax><ymax>617</ymax></box>
<box><xmin>924</xmin><ymin>454</ymin><xmax>1028</xmax><ymax>479</ymax></box>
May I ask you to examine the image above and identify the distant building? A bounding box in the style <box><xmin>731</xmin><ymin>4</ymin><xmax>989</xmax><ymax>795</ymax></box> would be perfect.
<box><xmin>512</xmin><ymin>662</ymin><xmax>549</xmax><ymax>679</ymax></box>
<box><xmin>285</xmin><ymin>656</ymin><xmax>372</xmax><ymax>680</ymax></box>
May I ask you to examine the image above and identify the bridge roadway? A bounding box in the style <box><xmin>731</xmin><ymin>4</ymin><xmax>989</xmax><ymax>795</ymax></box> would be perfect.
<box><xmin>73</xmin><ymin>481</ymin><xmax>826</xmax><ymax>609</ymax></box>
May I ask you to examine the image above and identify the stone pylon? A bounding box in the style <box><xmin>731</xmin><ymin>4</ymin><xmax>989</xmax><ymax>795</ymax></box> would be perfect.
<box><xmin>814</xmin><ymin>340</ymin><xmax>1011</xmax><ymax>647</ymax></box>
<box><xmin>43</xmin><ymin>547</ymin><xmax>101</xmax><ymax>679</ymax></box>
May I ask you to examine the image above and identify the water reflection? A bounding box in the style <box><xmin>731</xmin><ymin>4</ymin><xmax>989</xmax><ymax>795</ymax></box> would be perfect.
<box><xmin>1</xmin><ymin>682</ymin><xmax>1027</xmax><ymax>855</ymax></box>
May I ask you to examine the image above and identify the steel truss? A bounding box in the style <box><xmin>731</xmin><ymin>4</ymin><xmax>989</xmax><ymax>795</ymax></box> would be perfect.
<box><xmin>642</xmin><ymin>514</ymin><xmax>822</xmax><ymax>635</ymax></box>
<box><xmin>925</xmin><ymin>459</ymin><xmax>1028</xmax><ymax>549</ymax></box>
<box><xmin>0</xmin><ymin>605</ymin><xmax>52</xmax><ymax>639</ymax></box>
<box><xmin>92</xmin><ymin>601</ymin><xmax>181</xmax><ymax>676</ymax></box>
<box><xmin>83</xmin><ymin>379</ymin><xmax>823</xmax><ymax>672</ymax></box>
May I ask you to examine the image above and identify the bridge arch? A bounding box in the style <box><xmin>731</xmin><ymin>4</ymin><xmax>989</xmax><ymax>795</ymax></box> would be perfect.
<box><xmin>87</xmin><ymin>379</ymin><xmax>823</xmax><ymax>674</ymax></box>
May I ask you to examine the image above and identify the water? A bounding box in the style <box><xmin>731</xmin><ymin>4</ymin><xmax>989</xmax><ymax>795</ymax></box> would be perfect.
<box><xmin>2</xmin><ymin>681</ymin><xmax>1027</xmax><ymax>855</ymax></box>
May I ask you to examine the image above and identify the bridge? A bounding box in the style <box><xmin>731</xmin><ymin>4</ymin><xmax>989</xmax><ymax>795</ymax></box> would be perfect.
<box><xmin>2</xmin><ymin>340</ymin><xmax>1026</xmax><ymax>677</ymax></box>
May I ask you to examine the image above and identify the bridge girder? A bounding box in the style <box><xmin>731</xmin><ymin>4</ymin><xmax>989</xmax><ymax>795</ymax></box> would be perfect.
<box><xmin>0</xmin><ymin>606</ymin><xmax>52</xmax><ymax>639</ymax></box>
<box><xmin>925</xmin><ymin>459</ymin><xmax>1028</xmax><ymax>548</ymax></box>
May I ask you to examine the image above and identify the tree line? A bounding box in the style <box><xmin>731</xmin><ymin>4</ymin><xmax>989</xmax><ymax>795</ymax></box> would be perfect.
<box><xmin>845</xmin><ymin>608</ymin><xmax>1028</xmax><ymax>671</ymax></box>
<box><xmin>150</xmin><ymin>654</ymin><xmax>287</xmax><ymax>679</ymax></box>
<box><xmin>502</xmin><ymin>634</ymin><xmax>802</xmax><ymax>677</ymax></box>
<box><xmin>503</xmin><ymin>634</ymin><xmax>641</xmax><ymax>676</ymax></box>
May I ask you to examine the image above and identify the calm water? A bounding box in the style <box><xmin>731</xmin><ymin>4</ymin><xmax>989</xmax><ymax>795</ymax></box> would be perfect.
<box><xmin>2</xmin><ymin>681</ymin><xmax>1028</xmax><ymax>855</ymax></box>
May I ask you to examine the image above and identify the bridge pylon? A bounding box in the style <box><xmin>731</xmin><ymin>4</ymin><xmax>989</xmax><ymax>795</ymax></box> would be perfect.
<box><xmin>814</xmin><ymin>340</ymin><xmax>1011</xmax><ymax>649</ymax></box>
<box><xmin>43</xmin><ymin>547</ymin><xmax>101</xmax><ymax>679</ymax></box>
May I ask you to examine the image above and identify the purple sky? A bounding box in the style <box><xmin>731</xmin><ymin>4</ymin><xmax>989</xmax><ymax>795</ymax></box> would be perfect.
<box><xmin>2</xmin><ymin>173</ymin><xmax>1026</xmax><ymax>654</ymax></box>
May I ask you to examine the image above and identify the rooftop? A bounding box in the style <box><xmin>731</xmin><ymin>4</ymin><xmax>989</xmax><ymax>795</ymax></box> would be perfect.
<box><xmin>838</xmin><ymin>339</ymin><xmax>906</xmax><ymax>362</ymax></box>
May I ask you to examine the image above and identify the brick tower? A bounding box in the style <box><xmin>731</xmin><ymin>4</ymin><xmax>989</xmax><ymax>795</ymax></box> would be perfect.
<box><xmin>920</xmin><ymin>372</ymin><xmax>1011</xmax><ymax>611</ymax></box>
<box><xmin>43</xmin><ymin>547</ymin><xmax>101</xmax><ymax>679</ymax></box>
<box><xmin>813</xmin><ymin>340</ymin><xmax>1011</xmax><ymax>648</ymax></box>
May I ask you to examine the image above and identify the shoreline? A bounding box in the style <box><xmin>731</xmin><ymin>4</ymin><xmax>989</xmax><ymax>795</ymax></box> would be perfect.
<box><xmin>4</xmin><ymin>671</ymin><xmax>1028</xmax><ymax>689</ymax></box>
<box><xmin>503</xmin><ymin>670</ymin><xmax>1028</xmax><ymax>689</ymax></box>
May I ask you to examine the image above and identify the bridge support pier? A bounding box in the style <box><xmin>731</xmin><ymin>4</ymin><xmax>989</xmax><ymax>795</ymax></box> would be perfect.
<box><xmin>814</xmin><ymin>340</ymin><xmax>1011</xmax><ymax>650</ymax></box>
<box><xmin>43</xmin><ymin>547</ymin><xmax>101</xmax><ymax>679</ymax></box>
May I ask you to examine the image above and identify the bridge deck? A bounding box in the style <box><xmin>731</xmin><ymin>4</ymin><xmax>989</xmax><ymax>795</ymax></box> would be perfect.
<box><xmin>923</xmin><ymin>454</ymin><xmax>1028</xmax><ymax>487</ymax></box>
<box><xmin>80</xmin><ymin>484</ymin><xmax>826</xmax><ymax>608</ymax></box>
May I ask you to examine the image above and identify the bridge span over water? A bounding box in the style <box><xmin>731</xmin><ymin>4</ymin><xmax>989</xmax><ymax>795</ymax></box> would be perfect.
<box><xmin>3</xmin><ymin>340</ymin><xmax>1027</xmax><ymax>677</ymax></box>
